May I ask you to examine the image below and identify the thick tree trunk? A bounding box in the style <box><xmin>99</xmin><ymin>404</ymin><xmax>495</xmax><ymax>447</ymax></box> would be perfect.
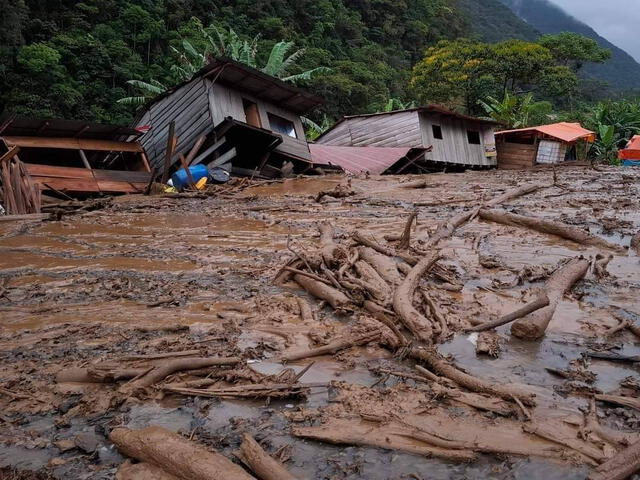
<box><xmin>478</xmin><ymin>209</ymin><xmax>626</xmax><ymax>253</ymax></box>
<box><xmin>110</xmin><ymin>426</ymin><xmax>256</xmax><ymax>480</ymax></box>
<box><xmin>511</xmin><ymin>258</ymin><xmax>589</xmax><ymax>340</ymax></box>
<box><xmin>393</xmin><ymin>252</ymin><xmax>441</xmax><ymax>342</ymax></box>
<box><xmin>293</xmin><ymin>274</ymin><xmax>351</xmax><ymax>311</ymax></box>
<box><xmin>237</xmin><ymin>434</ymin><xmax>299</xmax><ymax>480</ymax></box>
<box><xmin>357</xmin><ymin>246</ymin><xmax>403</xmax><ymax>285</ymax></box>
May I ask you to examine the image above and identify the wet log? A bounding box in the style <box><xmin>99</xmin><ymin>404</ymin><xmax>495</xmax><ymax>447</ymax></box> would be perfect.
<box><xmin>164</xmin><ymin>383</ymin><xmax>312</xmax><ymax>399</ymax></box>
<box><xmin>393</xmin><ymin>252</ymin><xmax>441</xmax><ymax>342</ymax></box>
<box><xmin>522</xmin><ymin>422</ymin><xmax>605</xmax><ymax>463</ymax></box>
<box><xmin>279</xmin><ymin>330</ymin><xmax>382</xmax><ymax>362</ymax></box>
<box><xmin>467</xmin><ymin>294</ymin><xmax>550</xmax><ymax>332</ymax></box>
<box><xmin>595</xmin><ymin>394</ymin><xmax>640</xmax><ymax>412</ymax></box>
<box><xmin>397</xmin><ymin>210</ymin><xmax>418</xmax><ymax>250</ymax></box>
<box><xmin>119</xmin><ymin>357</ymin><xmax>241</xmax><ymax>394</ymax></box>
<box><xmin>354</xmin><ymin>260</ymin><xmax>390</xmax><ymax>304</ymax></box>
<box><xmin>588</xmin><ymin>439</ymin><xmax>640</xmax><ymax>480</ymax></box>
<box><xmin>362</xmin><ymin>301</ymin><xmax>408</xmax><ymax>346</ymax></box>
<box><xmin>478</xmin><ymin>209</ymin><xmax>626</xmax><ymax>253</ymax></box>
<box><xmin>293</xmin><ymin>274</ymin><xmax>351</xmax><ymax>311</ymax></box>
<box><xmin>357</xmin><ymin>246</ymin><xmax>403</xmax><ymax>285</ymax></box>
<box><xmin>56</xmin><ymin>367</ymin><xmax>148</xmax><ymax>384</ymax></box>
<box><xmin>116</xmin><ymin>461</ymin><xmax>179</xmax><ymax>480</ymax></box>
<box><xmin>110</xmin><ymin>426</ymin><xmax>256</xmax><ymax>480</ymax></box>
<box><xmin>296</xmin><ymin>297</ymin><xmax>315</xmax><ymax>322</ymax></box>
<box><xmin>352</xmin><ymin>231</ymin><xmax>418</xmax><ymax>266</ymax></box>
<box><xmin>587</xmin><ymin>352</ymin><xmax>640</xmax><ymax>364</ymax></box>
<box><xmin>318</xmin><ymin>222</ymin><xmax>345</xmax><ymax>267</ymax></box>
<box><xmin>291</xmin><ymin>424</ymin><xmax>477</xmax><ymax>462</ymax></box>
<box><xmin>511</xmin><ymin>258</ymin><xmax>589</xmax><ymax>340</ymax></box>
<box><xmin>237</xmin><ymin>434</ymin><xmax>299</xmax><ymax>480</ymax></box>
<box><xmin>410</xmin><ymin>348</ymin><xmax>536</xmax><ymax>406</ymax></box>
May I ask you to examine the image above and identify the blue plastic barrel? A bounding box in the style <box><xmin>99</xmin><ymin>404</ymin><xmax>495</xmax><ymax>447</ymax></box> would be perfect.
<box><xmin>170</xmin><ymin>164</ymin><xmax>209</xmax><ymax>189</ymax></box>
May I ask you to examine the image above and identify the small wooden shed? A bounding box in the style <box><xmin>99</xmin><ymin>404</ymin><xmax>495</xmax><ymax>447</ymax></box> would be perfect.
<box><xmin>316</xmin><ymin>106</ymin><xmax>500</xmax><ymax>169</ymax></box>
<box><xmin>133</xmin><ymin>57</ymin><xmax>323</xmax><ymax>179</ymax></box>
<box><xmin>495</xmin><ymin>123</ymin><xmax>595</xmax><ymax>169</ymax></box>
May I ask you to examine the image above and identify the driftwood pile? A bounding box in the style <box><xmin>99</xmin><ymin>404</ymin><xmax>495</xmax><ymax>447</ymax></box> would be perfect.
<box><xmin>0</xmin><ymin>150</ymin><xmax>41</xmax><ymax>215</ymax></box>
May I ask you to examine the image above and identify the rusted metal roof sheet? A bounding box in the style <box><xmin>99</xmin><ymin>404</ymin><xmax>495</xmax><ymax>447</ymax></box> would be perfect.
<box><xmin>496</xmin><ymin>123</ymin><xmax>596</xmax><ymax>144</ymax></box>
<box><xmin>619</xmin><ymin>135</ymin><xmax>640</xmax><ymax>160</ymax></box>
<box><xmin>309</xmin><ymin>144</ymin><xmax>427</xmax><ymax>175</ymax></box>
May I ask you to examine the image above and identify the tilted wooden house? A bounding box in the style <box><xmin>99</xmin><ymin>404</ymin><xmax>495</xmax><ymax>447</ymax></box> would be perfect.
<box><xmin>133</xmin><ymin>57</ymin><xmax>324</xmax><ymax>178</ymax></box>
<box><xmin>316</xmin><ymin>106</ymin><xmax>500</xmax><ymax>169</ymax></box>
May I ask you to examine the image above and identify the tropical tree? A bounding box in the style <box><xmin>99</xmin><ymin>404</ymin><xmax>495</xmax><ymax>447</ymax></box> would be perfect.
<box><xmin>302</xmin><ymin>115</ymin><xmax>333</xmax><ymax>141</ymax></box>
<box><xmin>479</xmin><ymin>92</ymin><xmax>552</xmax><ymax>128</ymax></box>
<box><xmin>381</xmin><ymin>97</ymin><xmax>416</xmax><ymax>112</ymax></box>
<box><xmin>587</xmin><ymin>100</ymin><xmax>640</xmax><ymax>163</ymax></box>
<box><xmin>117</xmin><ymin>79</ymin><xmax>166</xmax><ymax>106</ymax></box>
<box><xmin>539</xmin><ymin>32</ymin><xmax>611</xmax><ymax>72</ymax></box>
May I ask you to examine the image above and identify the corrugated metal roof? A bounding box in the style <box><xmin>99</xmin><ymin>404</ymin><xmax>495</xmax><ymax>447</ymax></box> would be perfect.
<box><xmin>619</xmin><ymin>135</ymin><xmax>640</xmax><ymax>160</ymax></box>
<box><xmin>309</xmin><ymin>144</ymin><xmax>427</xmax><ymax>175</ymax></box>
<box><xmin>137</xmin><ymin>57</ymin><xmax>323</xmax><ymax>117</ymax></box>
<box><xmin>496</xmin><ymin>123</ymin><xmax>595</xmax><ymax>143</ymax></box>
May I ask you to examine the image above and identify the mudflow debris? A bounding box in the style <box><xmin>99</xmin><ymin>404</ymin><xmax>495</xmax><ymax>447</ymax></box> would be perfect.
<box><xmin>0</xmin><ymin>167</ymin><xmax>639</xmax><ymax>479</ymax></box>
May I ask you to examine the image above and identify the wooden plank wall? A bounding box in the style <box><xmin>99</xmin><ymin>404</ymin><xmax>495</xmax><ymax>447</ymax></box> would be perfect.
<box><xmin>206</xmin><ymin>81</ymin><xmax>311</xmax><ymax>161</ymax></box>
<box><xmin>25</xmin><ymin>164</ymin><xmax>150</xmax><ymax>193</ymax></box>
<box><xmin>420</xmin><ymin>114</ymin><xmax>495</xmax><ymax>167</ymax></box>
<box><xmin>496</xmin><ymin>141</ymin><xmax>537</xmax><ymax>169</ymax></box>
<box><xmin>135</xmin><ymin>78</ymin><xmax>213</xmax><ymax>172</ymax></box>
<box><xmin>317</xmin><ymin>111</ymin><xmax>422</xmax><ymax>148</ymax></box>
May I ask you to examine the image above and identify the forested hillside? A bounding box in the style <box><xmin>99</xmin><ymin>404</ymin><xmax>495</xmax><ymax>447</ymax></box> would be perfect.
<box><xmin>0</xmin><ymin>0</ymin><xmax>637</xmax><ymax>126</ymax></box>
<box><xmin>500</xmin><ymin>0</ymin><xmax>640</xmax><ymax>91</ymax></box>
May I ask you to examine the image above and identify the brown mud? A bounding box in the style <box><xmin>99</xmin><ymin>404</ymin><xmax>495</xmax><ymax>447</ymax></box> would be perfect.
<box><xmin>0</xmin><ymin>167</ymin><xmax>639</xmax><ymax>479</ymax></box>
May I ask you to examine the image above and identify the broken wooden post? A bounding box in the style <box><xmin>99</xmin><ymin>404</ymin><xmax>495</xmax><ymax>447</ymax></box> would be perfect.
<box><xmin>511</xmin><ymin>258</ymin><xmax>589</xmax><ymax>340</ymax></box>
<box><xmin>236</xmin><ymin>433</ymin><xmax>299</xmax><ymax>480</ymax></box>
<box><xmin>161</xmin><ymin>120</ymin><xmax>176</xmax><ymax>184</ymax></box>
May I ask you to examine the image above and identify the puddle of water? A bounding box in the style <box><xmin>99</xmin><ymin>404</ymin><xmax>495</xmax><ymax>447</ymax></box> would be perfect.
<box><xmin>239</xmin><ymin>177</ymin><xmax>343</xmax><ymax>197</ymax></box>
<box><xmin>0</xmin><ymin>445</ymin><xmax>52</xmax><ymax>471</ymax></box>
<box><xmin>126</xmin><ymin>404</ymin><xmax>193</xmax><ymax>433</ymax></box>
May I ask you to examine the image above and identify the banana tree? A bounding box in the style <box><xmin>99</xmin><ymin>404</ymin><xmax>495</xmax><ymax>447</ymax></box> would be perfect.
<box><xmin>117</xmin><ymin>79</ymin><xmax>167</xmax><ymax>106</ymax></box>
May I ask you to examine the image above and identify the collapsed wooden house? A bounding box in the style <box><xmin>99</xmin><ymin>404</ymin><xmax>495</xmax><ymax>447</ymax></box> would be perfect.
<box><xmin>315</xmin><ymin>106</ymin><xmax>500</xmax><ymax>170</ymax></box>
<box><xmin>0</xmin><ymin>115</ymin><xmax>151</xmax><ymax>197</ymax></box>
<box><xmin>132</xmin><ymin>57</ymin><xmax>325</xmax><ymax>179</ymax></box>
<box><xmin>495</xmin><ymin>123</ymin><xmax>596</xmax><ymax>169</ymax></box>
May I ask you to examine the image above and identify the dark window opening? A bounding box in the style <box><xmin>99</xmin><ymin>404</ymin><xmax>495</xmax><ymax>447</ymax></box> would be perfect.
<box><xmin>243</xmin><ymin>99</ymin><xmax>262</xmax><ymax>128</ymax></box>
<box><xmin>467</xmin><ymin>130</ymin><xmax>481</xmax><ymax>145</ymax></box>
<box><xmin>432</xmin><ymin>124</ymin><xmax>443</xmax><ymax>140</ymax></box>
<box><xmin>268</xmin><ymin>113</ymin><xmax>297</xmax><ymax>138</ymax></box>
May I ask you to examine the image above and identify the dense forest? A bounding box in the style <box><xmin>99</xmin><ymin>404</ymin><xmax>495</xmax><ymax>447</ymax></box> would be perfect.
<box><xmin>1</xmin><ymin>0</ymin><xmax>639</xmax><ymax>153</ymax></box>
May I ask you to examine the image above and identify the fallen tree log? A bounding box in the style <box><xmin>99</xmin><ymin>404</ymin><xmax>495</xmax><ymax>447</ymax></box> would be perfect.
<box><xmin>110</xmin><ymin>426</ymin><xmax>256</xmax><ymax>480</ymax></box>
<box><xmin>296</xmin><ymin>297</ymin><xmax>315</xmax><ymax>322</ymax></box>
<box><xmin>357</xmin><ymin>246</ymin><xmax>403</xmax><ymax>285</ymax></box>
<box><xmin>511</xmin><ymin>258</ymin><xmax>590</xmax><ymax>340</ymax></box>
<box><xmin>318</xmin><ymin>222</ymin><xmax>346</xmax><ymax>267</ymax></box>
<box><xmin>478</xmin><ymin>209</ymin><xmax>626</xmax><ymax>253</ymax></box>
<box><xmin>522</xmin><ymin>422</ymin><xmax>605</xmax><ymax>464</ymax></box>
<box><xmin>393</xmin><ymin>252</ymin><xmax>441</xmax><ymax>342</ymax></box>
<box><xmin>410</xmin><ymin>348</ymin><xmax>536</xmax><ymax>406</ymax></box>
<box><xmin>467</xmin><ymin>294</ymin><xmax>550</xmax><ymax>332</ymax></box>
<box><xmin>165</xmin><ymin>383</ymin><xmax>313</xmax><ymax>399</ymax></box>
<box><xmin>119</xmin><ymin>357</ymin><xmax>241</xmax><ymax>394</ymax></box>
<box><xmin>587</xmin><ymin>439</ymin><xmax>640</xmax><ymax>480</ymax></box>
<box><xmin>236</xmin><ymin>433</ymin><xmax>299</xmax><ymax>480</ymax></box>
<box><xmin>293</xmin><ymin>274</ymin><xmax>351</xmax><ymax>311</ymax></box>
<box><xmin>279</xmin><ymin>330</ymin><xmax>382</xmax><ymax>362</ymax></box>
<box><xmin>354</xmin><ymin>260</ymin><xmax>390</xmax><ymax>304</ymax></box>
<box><xmin>116</xmin><ymin>461</ymin><xmax>179</xmax><ymax>480</ymax></box>
<box><xmin>595</xmin><ymin>394</ymin><xmax>640</xmax><ymax>412</ymax></box>
<box><xmin>56</xmin><ymin>367</ymin><xmax>147</xmax><ymax>384</ymax></box>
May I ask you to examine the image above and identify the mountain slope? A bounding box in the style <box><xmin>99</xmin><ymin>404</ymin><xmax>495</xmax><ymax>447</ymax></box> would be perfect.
<box><xmin>499</xmin><ymin>0</ymin><xmax>640</xmax><ymax>90</ymax></box>
<box><xmin>455</xmin><ymin>0</ymin><xmax>539</xmax><ymax>43</ymax></box>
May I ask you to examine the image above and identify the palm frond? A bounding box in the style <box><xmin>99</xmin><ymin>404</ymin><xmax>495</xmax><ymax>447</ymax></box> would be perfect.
<box><xmin>282</xmin><ymin>66</ymin><xmax>331</xmax><ymax>84</ymax></box>
<box><xmin>117</xmin><ymin>96</ymin><xmax>148</xmax><ymax>106</ymax></box>
<box><xmin>264</xmin><ymin>41</ymin><xmax>295</xmax><ymax>77</ymax></box>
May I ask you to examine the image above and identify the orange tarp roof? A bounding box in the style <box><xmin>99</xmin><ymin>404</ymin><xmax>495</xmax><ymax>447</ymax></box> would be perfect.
<box><xmin>619</xmin><ymin>135</ymin><xmax>640</xmax><ymax>160</ymax></box>
<box><xmin>496</xmin><ymin>122</ymin><xmax>596</xmax><ymax>143</ymax></box>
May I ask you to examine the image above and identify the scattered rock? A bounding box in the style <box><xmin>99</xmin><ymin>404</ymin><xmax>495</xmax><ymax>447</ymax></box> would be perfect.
<box><xmin>74</xmin><ymin>432</ymin><xmax>102</xmax><ymax>453</ymax></box>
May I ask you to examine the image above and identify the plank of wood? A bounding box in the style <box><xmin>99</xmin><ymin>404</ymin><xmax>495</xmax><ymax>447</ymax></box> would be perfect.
<box><xmin>2</xmin><ymin>136</ymin><xmax>143</xmax><ymax>153</ymax></box>
<box><xmin>0</xmin><ymin>145</ymin><xmax>20</xmax><ymax>164</ymax></box>
<box><xmin>31</xmin><ymin>176</ymin><xmax>101</xmax><ymax>193</ymax></box>
<box><xmin>191</xmin><ymin>136</ymin><xmax>227</xmax><ymax>166</ymax></box>
<box><xmin>95</xmin><ymin>180</ymin><xmax>146</xmax><ymax>193</ymax></box>
<box><xmin>185</xmin><ymin>135</ymin><xmax>207</xmax><ymax>166</ymax></box>
<box><xmin>209</xmin><ymin>147</ymin><xmax>237</xmax><ymax>168</ymax></box>
<box><xmin>25</xmin><ymin>164</ymin><xmax>96</xmax><ymax>179</ymax></box>
<box><xmin>161</xmin><ymin>121</ymin><xmax>176</xmax><ymax>184</ymax></box>
<box><xmin>0</xmin><ymin>213</ymin><xmax>50</xmax><ymax>223</ymax></box>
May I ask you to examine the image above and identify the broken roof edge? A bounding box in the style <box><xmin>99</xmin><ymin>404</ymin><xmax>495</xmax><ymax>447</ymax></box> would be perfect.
<box><xmin>316</xmin><ymin>105</ymin><xmax>501</xmax><ymax>142</ymax></box>
<box><xmin>134</xmin><ymin>56</ymin><xmax>324</xmax><ymax>119</ymax></box>
<box><xmin>309</xmin><ymin>144</ymin><xmax>430</xmax><ymax>175</ymax></box>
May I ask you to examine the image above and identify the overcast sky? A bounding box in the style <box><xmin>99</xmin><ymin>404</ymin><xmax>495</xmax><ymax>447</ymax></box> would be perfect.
<box><xmin>551</xmin><ymin>0</ymin><xmax>640</xmax><ymax>62</ymax></box>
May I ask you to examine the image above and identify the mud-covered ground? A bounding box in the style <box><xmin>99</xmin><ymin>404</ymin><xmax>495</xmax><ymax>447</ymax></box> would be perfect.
<box><xmin>0</xmin><ymin>167</ymin><xmax>639</xmax><ymax>479</ymax></box>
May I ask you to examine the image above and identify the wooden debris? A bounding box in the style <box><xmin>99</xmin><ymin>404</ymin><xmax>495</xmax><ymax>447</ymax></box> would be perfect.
<box><xmin>164</xmin><ymin>383</ymin><xmax>313</xmax><ymax>399</ymax></box>
<box><xmin>595</xmin><ymin>394</ymin><xmax>640</xmax><ymax>412</ymax></box>
<box><xmin>475</xmin><ymin>331</ymin><xmax>501</xmax><ymax>357</ymax></box>
<box><xmin>511</xmin><ymin>258</ymin><xmax>590</xmax><ymax>340</ymax></box>
<box><xmin>587</xmin><ymin>439</ymin><xmax>640</xmax><ymax>480</ymax></box>
<box><xmin>236</xmin><ymin>434</ymin><xmax>299</xmax><ymax>480</ymax></box>
<box><xmin>110</xmin><ymin>426</ymin><xmax>256</xmax><ymax>480</ymax></box>
<box><xmin>279</xmin><ymin>330</ymin><xmax>382</xmax><ymax>362</ymax></box>
<box><xmin>478</xmin><ymin>209</ymin><xmax>626</xmax><ymax>253</ymax></box>
<box><xmin>467</xmin><ymin>294</ymin><xmax>550</xmax><ymax>332</ymax></box>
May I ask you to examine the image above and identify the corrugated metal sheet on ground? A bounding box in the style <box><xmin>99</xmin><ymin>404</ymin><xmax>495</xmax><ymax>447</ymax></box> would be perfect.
<box><xmin>496</xmin><ymin>123</ymin><xmax>595</xmax><ymax>143</ymax></box>
<box><xmin>310</xmin><ymin>144</ymin><xmax>423</xmax><ymax>175</ymax></box>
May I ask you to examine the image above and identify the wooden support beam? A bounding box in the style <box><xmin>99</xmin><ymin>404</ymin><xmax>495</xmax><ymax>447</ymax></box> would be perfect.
<box><xmin>78</xmin><ymin>149</ymin><xmax>92</xmax><ymax>169</ymax></box>
<box><xmin>191</xmin><ymin>136</ymin><xmax>226</xmax><ymax>166</ymax></box>
<box><xmin>1</xmin><ymin>136</ymin><xmax>144</xmax><ymax>153</ymax></box>
<box><xmin>209</xmin><ymin>147</ymin><xmax>236</xmax><ymax>168</ymax></box>
<box><xmin>74</xmin><ymin>125</ymin><xmax>90</xmax><ymax>138</ymax></box>
<box><xmin>0</xmin><ymin>146</ymin><xmax>20</xmax><ymax>164</ymax></box>
<box><xmin>160</xmin><ymin>121</ymin><xmax>176</xmax><ymax>184</ymax></box>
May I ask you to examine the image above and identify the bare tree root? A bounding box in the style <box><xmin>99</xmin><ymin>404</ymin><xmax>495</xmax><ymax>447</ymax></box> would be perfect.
<box><xmin>467</xmin><ymin>294</ymin><xmax>550</xmax><ymax>332</ymax></box>
<box><xmin>587</xmin><ymin>439</ymin><xmax>640</xmax><ymax>480</ymax></box>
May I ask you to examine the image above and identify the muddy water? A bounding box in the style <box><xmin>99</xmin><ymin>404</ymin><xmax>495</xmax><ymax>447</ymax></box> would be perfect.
<box><xmin>1</xmin><ymin>168</ymin><xmax>639</xmax><ymax>479</ymax></box>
